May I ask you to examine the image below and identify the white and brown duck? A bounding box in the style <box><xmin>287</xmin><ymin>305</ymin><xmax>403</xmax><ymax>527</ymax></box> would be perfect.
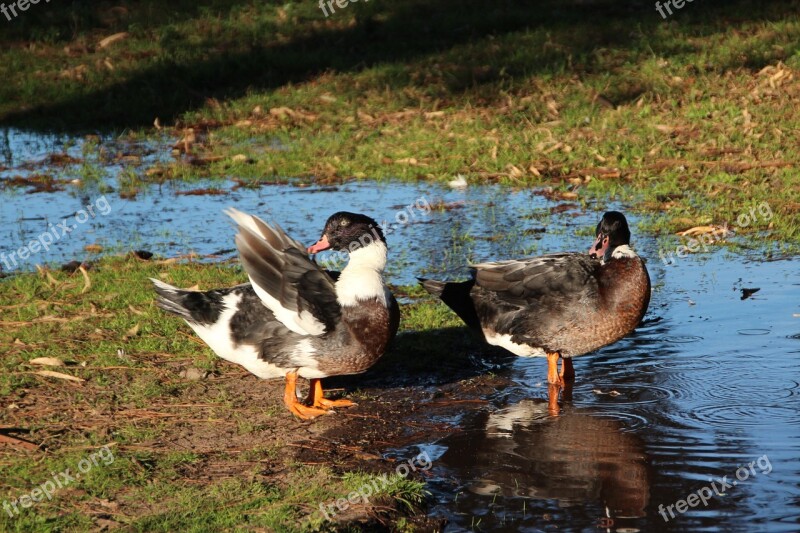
<box><xmin>152</xmin><ymin>209</ymin><xmax>400</xmax><ymax>419</ymax></box>
<box><xmin>420</xmin><ymin>211</ymin><xmax>650</xmax><ymax>386</ymax></box>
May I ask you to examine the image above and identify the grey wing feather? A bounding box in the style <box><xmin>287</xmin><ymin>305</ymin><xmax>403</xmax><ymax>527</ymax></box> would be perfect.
<box><xmin>473</xmin><ymin>253</ymin><xmax>600</xmax><ymax>306</ymax></box>
<box><xmin>228</xmin><ymin>209</ymin><xmax>341</xmax><ymax>334</ymax></box>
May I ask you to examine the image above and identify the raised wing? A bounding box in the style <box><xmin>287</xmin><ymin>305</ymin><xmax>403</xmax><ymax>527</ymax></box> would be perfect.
<box><xmin>472</xmin><ymin>253</ymin><xmax>600</xmax><ymax>307</ymax></box>
<box><xmin>226</xmin><ymin>208</ymin><xmax>340</xmax><ymax>336</ymax></box>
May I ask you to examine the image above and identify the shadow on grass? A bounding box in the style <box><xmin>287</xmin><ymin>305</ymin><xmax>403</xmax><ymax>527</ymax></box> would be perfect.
<box><xmin>1</xmin><ymin>0</ymin><xmax>790</xmax><ymax>131</ymax></box>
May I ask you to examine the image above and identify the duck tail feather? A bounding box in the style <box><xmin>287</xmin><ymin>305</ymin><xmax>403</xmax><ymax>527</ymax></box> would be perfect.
<box><xmin>419</xmin><ymin>278</ymin><xmax>481</xmax><ymax>330</ymax></box>
<box><xmin>150</xmin><ymin>278</ymin><xmax>198</xmax><ymax>323</ymax></box>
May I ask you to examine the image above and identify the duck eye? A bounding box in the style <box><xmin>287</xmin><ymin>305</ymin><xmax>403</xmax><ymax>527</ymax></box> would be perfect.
<box><xmin>340</xmin><ymin>219</ymin><xmax>350</xmax><ymax>227</ymax></box>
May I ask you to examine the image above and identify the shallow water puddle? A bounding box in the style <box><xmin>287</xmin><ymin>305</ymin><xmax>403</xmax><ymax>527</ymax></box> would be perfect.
<box><xmin>404</xmin><ymin>254</ymin><xmax>799</xmax><ymax>532</ymax></box>
<box><xmin>2</xmin><ymin>128</ymin><xmax>799</xmax><ymax>531</ymax></box>
<box><xmin>1</xmin><ymin>126</ymin><xmax>591</xmax><ymax>280</ymax></box>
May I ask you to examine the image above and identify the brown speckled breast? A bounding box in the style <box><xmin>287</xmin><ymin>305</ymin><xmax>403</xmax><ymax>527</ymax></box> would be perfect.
<box><xmin>558</xmin><ymin>257</ymin><xmax>650</xmax><ymax>357</ymax></box>
<box><xmin>317</xmin><ymin>297</ymin><xmax>394</xmax><ymax>375</ymax></box>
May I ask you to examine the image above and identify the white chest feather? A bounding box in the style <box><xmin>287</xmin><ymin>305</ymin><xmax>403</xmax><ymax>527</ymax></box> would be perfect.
<box><xmin>483</xmin><ymin>330</ymin><xmax>546</xmax><ymax>357</ymax></box>
<box><xmin>336</xmin><ymin>241</ymin><xmax>388</xmax><ymax>307</ymax></box>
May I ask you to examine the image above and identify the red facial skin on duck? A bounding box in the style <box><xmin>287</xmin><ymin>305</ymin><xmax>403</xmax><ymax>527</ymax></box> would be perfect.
<box><xmin>589</xmin><ymin>233</ymin><xmax>610</xmax><ymax>259</ymax></box>
<box><xmin>307</xmin><ymin>234</ymin><xmax>331</xmax><ymax>254</ymax></box>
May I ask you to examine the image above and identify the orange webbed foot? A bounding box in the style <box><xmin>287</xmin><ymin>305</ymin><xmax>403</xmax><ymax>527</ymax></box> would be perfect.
<box><xmin>288</xmin><ymin>402</ymin><xmax>330</xmax><ymax>420</ymax></box>
<box><xmin>306</xmin><ymin>379</ymin><xmax>356</xmax><ymax>411</ymax></box>
<box><xmin>284</xmin><ymin>372</ymin><xmax>331</xmax><ymax>420</ymax></box>
<box><xmin>314</xmin><ymin>397</ymin><xmax>355</xmax><ymax>409</ymax></box>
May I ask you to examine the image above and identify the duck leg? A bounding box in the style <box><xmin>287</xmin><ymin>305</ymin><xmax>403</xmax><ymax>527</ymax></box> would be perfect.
<box><xmin>559</xmin><ymin>357</ymin><xmax>575</xmax><ymax>382</ymax></box>
<box><xmin>306</xmin><ymin>379</ymin><xmax>356</xmax><ymax>410</ymax></box>
<box><xmin>283</xmin><ymin>371</ymin><xmax>328</xmax><ymax>419</ymax></box>
<box><xmin>546</xmin><ymin>352</ymin><xmax>564</xmax><ymax>387</ymax></box>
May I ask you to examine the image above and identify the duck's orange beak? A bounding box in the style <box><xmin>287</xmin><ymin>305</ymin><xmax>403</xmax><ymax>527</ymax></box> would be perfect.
<box><xmin>307</xmin><ymin>234</ymin><xmax>331</xmax><ymax>254</ymax></box>
<box><xmin>589</xmin><ymin>233</ymin><xmax>609</xmax><ymax>259</ymax></box>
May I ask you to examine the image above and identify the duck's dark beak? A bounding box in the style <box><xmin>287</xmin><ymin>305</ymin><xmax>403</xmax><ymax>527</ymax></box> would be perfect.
<box><xmin>589</xmin><ymin>232</ymin><xmax>609</xmax><ymax>259</ymax></box>
<box><xmin>307</xmin><ymin>234</ymin><xmax>331</xmax><ymax>254</ymax></box>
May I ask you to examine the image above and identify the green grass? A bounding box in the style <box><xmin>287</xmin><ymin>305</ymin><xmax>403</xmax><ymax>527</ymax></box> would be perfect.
<box><xmin>0</xmin><ymin>257</ymin><xmax>434</xmax><ymax>531</ymax></box>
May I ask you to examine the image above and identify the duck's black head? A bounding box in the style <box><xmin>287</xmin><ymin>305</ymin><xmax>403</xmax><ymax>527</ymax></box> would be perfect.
<box><xmin>307</xmin><ymin>212</ymin><xmax>385</xmax><ymax>254</ymax></box>
<box><xmin>589</xmin><ymin>211</ymin><xmax>632</xmax><ymax>262</ymax></box>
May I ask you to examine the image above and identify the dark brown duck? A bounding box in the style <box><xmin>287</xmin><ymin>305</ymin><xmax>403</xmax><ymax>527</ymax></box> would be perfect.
<box><xmin>421</xmin><ymin>211</ymin><xmax>650</xmax><ymax>385</ymax></box>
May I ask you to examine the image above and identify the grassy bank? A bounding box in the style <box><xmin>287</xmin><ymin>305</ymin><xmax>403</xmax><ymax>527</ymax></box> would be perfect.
<box><xmin>1</xmin><ymin>0</ymin><xmax>799</xmax><ymax>242</ymax></box>
<box><xmin>0</xmin><ymin>256</ymin><xmax>455</xmax><ymax>531</ymax></box>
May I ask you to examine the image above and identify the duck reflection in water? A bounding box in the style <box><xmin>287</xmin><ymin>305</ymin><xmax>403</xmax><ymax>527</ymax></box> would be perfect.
<box><xmin>437</xmin><ymin>384</ymin><xmax>649</xmax><ymax>525</ymax></box>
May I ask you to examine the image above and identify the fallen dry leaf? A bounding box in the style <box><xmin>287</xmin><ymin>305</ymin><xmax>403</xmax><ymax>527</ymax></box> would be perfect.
<box><xmin>677</xmin><ymin>225</ymin><xmax>728</xmax><ymax>237</ymax></box>
<box><xmin>34</xmin><ymin>370</ymin><xmax>85</xmax><ymax>383</ymax></box>
<box><xmin>0</xmin><ymin>433</ymin><xmax>38</xmax><ymax>451</ymax></box>
<box><xmin>79</xmin><ymin>265</ymin><xmax>92</xmax><ymax>294</ymax></box>
<box><xmin>29</xmin><ymin>357</ymin><xmax>65</xmax><ymax>367</ymax></box>
<box><xmin>506</xmin><ymin>164</ymin><xmax>524</xmax><ymax>179</ymax></box>
<box><xmin>269</xmin><ymin>106</ymin><xmax>295</xmax><ymax>119</ymax></box>
<box><xmin>394</xmin><ymin>157</ymin><xmax>420</xmax><ymax>166</ymax></box>
<box><xmin>123</xmin><ymin>324</ymin><xmax>141</xmax><ymax>340</ymax></box>
<box><xmin>98</xmin><ymin>32</ymin><xmax>129</xmax><ymax>49</ymax></box>
<box><xmin>542</xmin><ymin>142</ymin><xmax>564</xmax><ymax>155</ymax></box>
